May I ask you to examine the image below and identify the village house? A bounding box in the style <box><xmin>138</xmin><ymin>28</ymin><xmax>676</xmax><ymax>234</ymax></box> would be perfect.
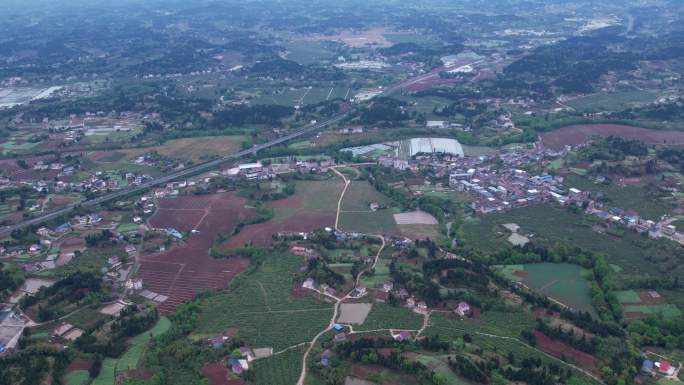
<box><xmin>392</xmin><ymin>331</ymin><xmax>412</xmax><ymax>342</ymax></box>
<box><xmin>454</xmin><ymin>301</ymin><xmax>471</xmax><ymax>317</ymax></box>
<box><xmin>414</xmin><ymin>301</ymin><xmax>428</xmax><ymax>314</ymax></box>
<box><xmin>302</xmin><ymin>278</ymin><xmax>315</xmax><ymax>289</ymax></box>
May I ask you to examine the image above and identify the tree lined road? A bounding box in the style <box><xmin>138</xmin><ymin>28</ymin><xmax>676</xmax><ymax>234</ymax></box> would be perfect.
<box><xmin>0</xmin><ymin>112</ymin><xmax>351</xmax><ymax>238</ymax></box>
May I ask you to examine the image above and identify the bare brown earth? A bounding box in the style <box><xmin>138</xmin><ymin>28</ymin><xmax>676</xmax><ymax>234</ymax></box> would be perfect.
<box><xmin>540</xmin><ymin>124</ymin><xmax>684</xmax><ymax>150</ymax></box>
<box><xmin>201</xmin><ymin>363</ymin><xmax>244</xmax><ymax>385</ymax></box>
<box><xmin>533</xmin><ymin>330</ymin><xmax>597</xmax><ymax>370</ymax></box>
<box><xmin>140</xmin><ymin>193</ymin><xmax>255</xmax><ymax>313</ymax></box>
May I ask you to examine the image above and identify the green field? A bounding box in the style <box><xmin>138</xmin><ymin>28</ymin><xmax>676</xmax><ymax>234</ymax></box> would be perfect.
<box><xmin>270</xmin><ymin>179</ymin><xmax>343</xmax><ymax>224</ymax></box>
<box><xmin>91</xmin><ymin>317</ymin><xmax>170</xmax><ymax>385</ymax></box>
<box><xmin>63</xmin><ymin>306</ymin><xmax>112</xmax><ymax>330</ymax></box>
<box><xmin>254</xmin><ymin>346</ymin><xmax>306</xmax><ymax>385</ymax></box>
<box><xmin>338</xmin><ymin>180</ymin><xmax>399</xmax><ymax>235</ymax></box>
<box><xmin>566</xmin><ymin>90</ymin><xmax>655</xmax><ymax>112</ymax></box>
<box><xmin>339</xmin><ymin>211</ymin><xmax>399</xmax><ymax>236</ymax></box>
<box><xmin>0</xmin><ymin>140</ymin><xmax>39</xmax><ymax>155</ymax></box>
<box><xmin>354</xmin><ymin>302</ymin><xmax>423</xmax><ymax>331</ymax></box>
<box><xmin>92</xmin><ymin>358</ymin><xmax>117</xmax><ymax>385</ymax></box>
<box><xmin>623</xmin><ymin>304</ymin><xmax>681</xmax><ymax>318</ymax></box>
<box><xmin>614</xmin><ymin>290</ymin><xmax>641</xmax><ymax>304</ymax></box>
<box><xmin>615</xmin><ymin>290</ymin><xmax>682</xmax><ymax>319</ymax></box>
<box><xmin>116</xmin><ymin>223</ymin><xmax>139</xmax><ymax>233</ymax></box>
<box><xmin>341</xmin><ymin>181</ymin><xmax>393</xmax><ymax>211</ymax></box>
<box><xmin>495</xmin><ymin>263</ymin><xmax>595</xmax><ymax>315</ymax></box>
<box><xmin>194</xmin><ymin>253</ymin><xmax>333</xmax><ymax>350</ymax></box>
<box><xmin>64</xmin><ymin>370</ymin><xmax>89</xmax><ymax>385</ymax></box>
<box><xmin>118</xmin><ymin>316</ymin><xmax>171</xmax><ymax>371</ymax></box>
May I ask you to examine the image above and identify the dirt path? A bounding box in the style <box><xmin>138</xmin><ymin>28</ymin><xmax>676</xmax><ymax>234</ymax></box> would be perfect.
<box><xmin>256</xmin><ymin>281</ymin><xmax>271</xmax><ymax>311</ymax></box>
<box><xmin>331</xmin><ymin>167</ymin><xmax>351</xmax><ymax>231</ymax></box>
<box><xmin>296</xmin><ymin>168</ymin><xmax>386</xmax><ymax>385</ymax></box>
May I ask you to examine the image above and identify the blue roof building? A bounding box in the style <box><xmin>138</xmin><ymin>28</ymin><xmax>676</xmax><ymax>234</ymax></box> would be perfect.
<box><xmin>641</xmin><ymin>359</ymin><xmax>654</xmax><ymax>374</ymax></box>
<box><xmin>333</xmin><ymin>324</ymin><xmax>344</xmax><ymax>332</ymax></box>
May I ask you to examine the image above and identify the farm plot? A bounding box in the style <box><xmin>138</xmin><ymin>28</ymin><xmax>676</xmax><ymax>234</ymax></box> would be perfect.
<box><xmin>341</xmin><ymin>181</ymin><xmax>393</xmax><ymax>212</ymax></box>
<box><xmin>354</xmin><ymin>302</ymin><xmax>423</xmax><ymax>332</ymax></box>
<box><xmin>394</xmin><ymin>210</ymin><xmax>441</xmax><ymax>240</ymax></box>
<box><xmin>253</xmin><ymin>345</ymin><xmax>306</xmax><ymax>385</ymax></box>
<box><xmin>339</xmin><ymin>180</ymin><xmax>399</xmax><ymax>235</ymax></box>
<box><xmin>615</xmin><ymin>289</ymin><xmax>682</xmax><ymax>320</ymax></box>
<box><xmin>532</xmin><ymin>330</ymin><xmax>597</xmax><ymax>369</ymax></box>
<box><xmin>152</xmin><ymin>135</ymin><xmax>245</xmax><ymax>162</ymax></box>
<box><xmin>194</xmin><ymin>253</ymin><xmax>333</xmax><ymax>351</ymax></box>
<box><xmin>140</xmin><ymin>192</ymin><xmax>256</xmax><ymax>313</ymax></box>
<box><xmin>224</xmin><ymin>180</ymin><xmax>342</xmax><ymax>248</ymax></box>
<box><xmin>339</xmin><ymin>211</ymin><xmax>399</xmax><ymax>236</ymax></box>
<box><xmin>495</xmin><ymin>263</ymin><xmax>595</xmax><ymax>316</ymax></box>
<box><xmin>337</xmin><ymin>303</ymin><xmax>373</xmax><ymax>324</ymax></box>
<box><xmin>540</xmin><ymin>124</ymin><xmax>684</xmax><ymax>151</ymax></box>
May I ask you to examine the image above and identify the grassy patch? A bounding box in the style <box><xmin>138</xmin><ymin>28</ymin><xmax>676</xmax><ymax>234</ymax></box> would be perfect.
<box><xmin>623</xmin><ymin>304</ymin><xmax>682</xmax><ymax>318</ymax></box>
<box><xmin>614</xmin><ymin>290</ymin><xmax>641</xmax><ymax>304</ymax></box>
<box><xmin>64</xmin><ymin>370</ymin><xmax>89</xmax><ymax>385</ymax></box>
<box><xmin>495</xmin><ymin>263</ymin><xmax>595</xmax><ymax>316</ymax></box>
<box><xmin>116</xmin><ymin>223</ymin><xmax>139</xmax><ymax>233</ymax></box>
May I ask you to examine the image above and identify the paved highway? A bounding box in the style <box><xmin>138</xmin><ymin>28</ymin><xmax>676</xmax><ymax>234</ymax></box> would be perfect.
<box><xmin>0</xmin><ymin>112</ymin><xmax>351</xmax><ymax>238</ymax></box>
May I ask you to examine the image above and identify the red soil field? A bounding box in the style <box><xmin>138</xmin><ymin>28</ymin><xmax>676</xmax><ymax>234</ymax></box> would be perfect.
<box><xmin>222</xmin><ymin>193</ymin><xmax>336</xmax><ymax>248</ymax></box>
<box><xmin>47</xmin><ymin>195</ymin><xmax>77</xmax><ymax>210</ymax></box>
<box><xmin>638</xmin><ymin>290</ymin><xmax>665</xmax><ymax>305</ymax></box>
<box><xmin>540</xmin><ymin>124</ymin><xmax>684</xmax><ymax>150</ymax></box>
<box><xmin>66</xmin><ymin>359</ymin><xmax>92</xmax><ymax>372</ymax></box>
<box><xmin>266</xmin><ymin>195</ymin><xmax>303</xmax><ymax>208</ymax></box>
<box><xmin>351</xmin><ymin>363</ymin><xmax>384</xmax><ymax>379</ymax></box>
<box><xmin>623</xmin><ymin>312</ymin><xmax>646</xmax><ymax>320</ymax></box>
<box><xmin>533</xmin><ymin>331</ymin><xmax>596</xmax><ymax>369</ymax></box>
<box><xmin>149</xmin><ymin>209</ymin><xmax>207</xmax><ymax>232</ymax></box>
<box><xmin>139</xmin><ymin>192</ymin><xmax>255</xmax><ymax>313</ymax></box>
<box><xmin>201</xmin><ymin>363</ymin><xmax>242</xmax><ymax>385</ymax></box>
<box><xmin>224</xmin><ymin>211</ymin><xmax>335</xmax><ymax>248</ymax></box>
<box><xmin>512</xmin><ymin>270</ymin><xmax>528</xmax><ymax>277</ymax></box>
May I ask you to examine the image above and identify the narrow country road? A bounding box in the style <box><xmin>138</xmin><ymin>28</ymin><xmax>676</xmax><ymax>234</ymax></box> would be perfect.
<box><xmin>296</xmin><ymin>166</ymin><xmax>385</xmax><ymax>385</ymax></box>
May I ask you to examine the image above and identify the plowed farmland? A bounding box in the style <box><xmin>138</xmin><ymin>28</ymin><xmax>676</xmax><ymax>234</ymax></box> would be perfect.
<box><xmin>139</xmin><ymin>192</ymin><xmax>254</xmax><ymax>313</ymax></box>
<box><xmin>223</xmin><ymin>179</ymin><xmax>343</xmax><ymax>248</ymax></box>
<box><xmin>540</xmin><ymin>124</ymin><xmax>684</xmax><ymax>150</ymax></box>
